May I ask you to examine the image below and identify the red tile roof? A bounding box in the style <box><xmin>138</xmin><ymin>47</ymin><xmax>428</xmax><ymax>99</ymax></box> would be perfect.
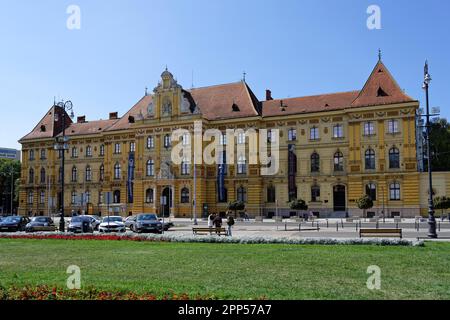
<box><xmin>351</xmin><ymin>61</ymin><xmax>415</xmax><ymax>107</ymax></box>
<box><xmin>57</xmin><ymin>119</ymin><xmax>118</xmax><ymax>137</ymax></box>
<box><xmin>189</xmin><ymin>81</ymin><xmax>260</xmax><ymax>120</ymax></box>
<box><xmin>262</xmin><ymin>91</ymin><xmax>360</xmax><ymax>117</ymax></box>
<box><xmin>105</xmin><ymin>95</ymin><xmax>152</xmax><ymax>131</ymax></box>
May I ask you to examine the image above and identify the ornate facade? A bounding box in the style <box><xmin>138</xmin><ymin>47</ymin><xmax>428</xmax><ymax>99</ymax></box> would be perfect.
<box><xmin>19</xmin><ymin>60</ymin><xmax>427</xmax><ymax>218</ymax></box>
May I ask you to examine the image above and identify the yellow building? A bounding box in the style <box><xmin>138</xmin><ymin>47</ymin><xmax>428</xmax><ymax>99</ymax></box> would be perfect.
<box><xmin>19</xmin><ymin>59</ymin><xmax>433</xmax><ymax>218</ymax></box>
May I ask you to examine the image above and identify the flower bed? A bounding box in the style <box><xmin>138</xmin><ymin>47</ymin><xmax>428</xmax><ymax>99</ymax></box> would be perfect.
<box><xmin>0</xmin><ymin>285</ymin><xmax>216</xmax><ymax>300</ymax></box>
<box><xmin>0</xmin><ymin>232</ymin><xmax>424</xmax><ymax>246</ymax></box>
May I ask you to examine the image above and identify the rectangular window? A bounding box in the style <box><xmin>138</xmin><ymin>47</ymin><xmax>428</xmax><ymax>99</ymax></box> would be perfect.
<box><xmin>40</xmin><ymin>149</ymin><xmax>46</xmax><ymax>160</ymax></box>
<box><xmin>114</xmin><ymin>143</ymin><xmax>121</xmax><ymax>154</ymax></box>
<box><xmin>237</xmin><ymin>132</ymin><xmax>246</xmax><ymax>145</ymax></box>
<box><xmin>219</xmin><ymin>134</ymin><xmax>227</xmax><ymax>146</ymax></box>
<box><xmin>40</xmin><ymin>191</ymin><xmax>45</xmax><ymax>204</ymax></box>
<box><xmin>333</xmin><ymin>124</ymin><xmax>344</xmax><ymax>138</ymax></box>
<box><xmin>147</xmin><ymin>136</ymin><xmax>155</xmax><ymax>149</ymax></box>
<box><xmin>388</xmin><ymin>119</ymin><xmax>399</xmax><ymax>134</ymax></box>
<box><xmin>99</xmin><ymin>145</ymin><xmax>105</xmax><ymax>156</ymax></box>
<box><xmin>288</xmin><ymin>128</ymin><xmax>297</xmax><ymax>141</ymax></box>
<box><xmin>310</xmin><ymin>127</ymin><xmax>319</xmax><ymax>140</ymax></box>
<box><xmin>130</xmin><ymin>142</ymin><xmax>136</xmax><ymax>152</ymax></box>
<box><xmin>364</xmin><ymin>122</ymin><xmax>375</xmax><ymax>136</ymax></box>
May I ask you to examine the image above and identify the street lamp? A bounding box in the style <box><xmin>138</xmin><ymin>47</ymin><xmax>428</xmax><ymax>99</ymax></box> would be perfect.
<box><xmin>54</xmin><ymin>100</ymin><xmax>74</xmax><ymax>232</ymax></box>
<box><xmin>10</xmin><ymin>167</ymin><xmax>14</xmax><ymax>215</ymax></box>
<box><xmin>422</xmin><ymin>61</ymin><xmax>438</xmax><ymax>239</ymax></box>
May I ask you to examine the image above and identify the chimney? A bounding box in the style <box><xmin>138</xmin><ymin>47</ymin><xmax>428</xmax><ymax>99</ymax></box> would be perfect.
<box><xmin>77</xmin><ymin>116</ymin><xmax>86</xmax><ymax>123</ymax></box>
<box><xmin>266</xmin><ymin>89</ymin><xmax>273</xmax><ymax>101</ymax></box>
<box><xmin>109</xmin><ymin>112</ymin><xmax>118</xmax><ymax>120</ymax></box>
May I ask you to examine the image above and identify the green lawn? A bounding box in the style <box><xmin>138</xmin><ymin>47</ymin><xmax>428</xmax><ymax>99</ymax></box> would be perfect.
<box><xmin>0</xmin><ymin>239</ymin><xmax>449</xmax><ymax>299</ymax></box>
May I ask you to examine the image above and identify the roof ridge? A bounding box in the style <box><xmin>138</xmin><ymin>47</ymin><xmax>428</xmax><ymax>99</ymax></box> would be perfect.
<box><xmin>265</xmin><ymin>90</ymin><xmax>360</xmax><ymax>102</ymax></box>
<box><xmin>189</xmin><ymin>81</ymin><xmax>243</xmax><ymax>91</ymax></box>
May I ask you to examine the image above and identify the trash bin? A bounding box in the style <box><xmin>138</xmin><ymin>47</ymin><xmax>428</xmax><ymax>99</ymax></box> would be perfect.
<box><xmin>82</xmin><ymin>220</ymin><xmax>90</xmax><ymax>233</ymax></box>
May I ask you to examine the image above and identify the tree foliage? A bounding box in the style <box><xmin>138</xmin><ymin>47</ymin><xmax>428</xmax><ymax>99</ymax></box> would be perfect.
<box><xmin>227</xmin><ymin>201</ymin><xmax>245</xmax><ymax>217</ymax></box>
<box><xmin>433</xmin><ymin>196</ymin><xmax>450</xmax><ymax>214</ymax></box>
<box><xmin>0</xmin><ymin>159</ymin><xmax>21</xmax><ymax>213</ymax></box>
<box><xmin>356</xmin><ymin>195</ymin><xmax>374</xmax><ymax>210</ymax></box>
<box><xmin>289</xmin><ymin>199</ymin><xmax>308</xmax><ymax>211</ymax></box>
<box><xmin>428</xmin><ymin>118</ymin><xmax>450</xmax><ymax>171</ymax></box>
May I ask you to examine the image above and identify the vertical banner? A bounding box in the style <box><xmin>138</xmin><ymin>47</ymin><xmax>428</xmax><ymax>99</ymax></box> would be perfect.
<box><xmin>217</xmin><ymin>151</ymin><xmax>226</xmax><ymax>202</ymax></box>
<box><xmin>127</xmin><ymin>152</ymin><xmax>135</xmax><ymax>203</ymax></box>
<box><xmin>288</xmin><ymin>144</ymin><xmax>297</xmax><ymax>201</ymax></box>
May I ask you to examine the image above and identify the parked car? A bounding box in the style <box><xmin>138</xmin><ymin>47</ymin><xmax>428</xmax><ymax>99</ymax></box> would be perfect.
<box><xmin>25</xmin><ymin>216</ymin><xmax>56</xmax><ymax>232</ymax></box>
<box><xmin>0</xmin><ymin>216</ymin><xmax>30</xmax><ymax>232</ymax></box>
<box><xmin>124</xmin><ymin>216</ymin><xmax>137</xmax><ymax>230</ymax></box>
<box><xmin>99</xmin><ymin>216</ymin><xmax>126</xmax><ymax>233</ymax></box>
<box><xmin>130</xmin><ymin>214</ymin><xmax>163</xmax><ymax>234</ymax></box>
<box><xmin>67</xmin><ymin>216</ymin><xmax>96</xmax><ymax>233</ymax></box>
<box><xmin>85</xmin><ymin>215</ymin><xmax>101</xmax><ymax>231</ymax></box>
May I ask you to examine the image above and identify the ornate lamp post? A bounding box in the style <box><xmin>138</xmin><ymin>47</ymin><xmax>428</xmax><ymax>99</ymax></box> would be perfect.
<box><xmin>54</xmin><ymin>100</ymin><xmax>74</xmax><ymax>232</ymax></box>
<box><xmin>422</xmin><ymin>61</ymin><xmax>438</xmax><ymax>239</ymax></box>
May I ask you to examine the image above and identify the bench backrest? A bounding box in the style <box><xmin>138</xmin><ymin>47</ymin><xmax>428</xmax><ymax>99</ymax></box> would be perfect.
<box><xmin>360</xmin><ymin>229</ymin><xmax>401</xmax><ymax>234</ymax></box>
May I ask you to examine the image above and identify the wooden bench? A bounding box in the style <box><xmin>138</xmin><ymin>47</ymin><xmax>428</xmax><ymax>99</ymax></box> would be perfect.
<box><xmin>192</xmin><ymin>227</ymin><xmax>227</xmax><ymax>236</ymax></box>
<box><xmin>359</xmin><ymin>228</ymin><xmax>402</xmax><ymax>239</ymax></box>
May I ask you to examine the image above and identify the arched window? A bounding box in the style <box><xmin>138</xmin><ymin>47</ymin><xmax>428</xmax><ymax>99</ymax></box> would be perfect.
<box><xmin>333</xmin><ymin>152</ymin><xmax>344</xmax><ymax>172</ymax></box>
<box><xmin>86</xmin><ymin>146</ymin><xmax>92</xmax><ymax>157</ymax></box>
<box><xmin>71</xmin><ymin>167</ymin><xmax>78</xmax><ymax>182</ymax></box>
<box><xmin>146</xmin><ymin>160</ymin><xmax>154</xmax><ymax>176</ymax></box>
<box><xmin>181</xmin><ymin>187</ymin><xmax>190</xmax><ymax>203</ymax></box>
<box><xmin>145</xmin><ymin>188</ymin><xmax>154</xmax><ymax>203</ymax></box>
<box><xmin>389</xmin><ymin>147</ymin><xmax>400</xmax><ymax>169</ymax></box>
<box><xmin>237</xmin><ymin>186</ymin><xmax>247</xmax><ymax>202</ymax></box>
<box><xmin>99</xmin><ymin>164</ymin><xmax>105</xmax><ymax>181</ymax></box>
<box><xmin>311</xmin><ymin>152</ymin><xmax>320</xmax><ymax>172</ymax></box>
<box><xmin>267</xmin><ymin>185</ymin><xmax>276</xmax><ymax>203</ymax></box>
<box><xmin>114</xmin><ymin>163</ymin><xmax>121</xmax><ymax>180</ymax></box>
<box><xmin>311</xmin><ymin>185</ymin><xmax>320</xmax><ymax>202</ymax></box>
<box><xmin>366</xmin><ymin>183</ymin><xmax>377</xmax><ymax>201</ymax></box>
<box><xmin>29</xmin><ymin>168</ymin><xmax>34</xmax><ymax>184</ymax></box>
<box><xmin>113</xmin><ymin>190</ymin><xmax>121</xmax><ymax>204</ymax></box>
<box><xmin>181</xmin><ymin>158</ymin><xmax>190</xmax><ymax>175</ymax></box>
<box><xmin>390</xmin><ymin>182</ymin><xmax>401</xmax><ymax>200</ymax></box>
<box><xmin>365</xmin><ymin>149</ymin><xmax>376</xmax><ymax>170</ymax></box>
<box><xmin>40</xmin><ymin>168</ymin><xmax>46</xmax><ymax>184</ymax></box>
<box><xmin>237</xmin><ymin>155</ymin><xmax>247</xmax><ymax>174</ymax></box>
<box><xmin>85</xmin><ymin>166</ymin><xmax>92</xmax><ymax>182</ymax></box>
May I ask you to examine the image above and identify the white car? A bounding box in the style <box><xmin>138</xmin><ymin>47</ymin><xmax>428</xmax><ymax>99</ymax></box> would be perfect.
<box><xmin>98</xmin><ymin>216</ymin><xmax>126</xmax><ymax>233</ymax></box>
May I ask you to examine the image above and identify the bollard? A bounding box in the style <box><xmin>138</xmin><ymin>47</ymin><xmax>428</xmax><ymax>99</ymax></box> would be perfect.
<box><xmin>376</xmin><ymin>221</ymin><xmax>379</xmax><ymax>229</ymax></box>
<box><xmin>396</xmin><ymin>222</ymin><xmax>399</xmax><ymax>229</ymax></box>
<box><xmin>438</xmin><ymin>221</ymin><xmax>441</xmax><ymax>232</ymax></box>
<box><xmin>336</xmin><ymin>222</ymin><xmax>339</xmax><ymax>232</ymax></box>
<box><xmin>355</xmin><ymin>222</ymin><xmax>358</xmax><ymax>231</ymax></box>
<box><xmin>326</xmin><ymin>219</ymin><xmax>329</xmax><ymax>228</ymax></box>
<box><xmin>299</xmin><ymin>223</ymin><xmax>301</xmax><ymax>232</ymax></box>
<box><xmin>285</xmin><ymin>223</ymin><xmax>287</xmax><ymax>231</ymax></box>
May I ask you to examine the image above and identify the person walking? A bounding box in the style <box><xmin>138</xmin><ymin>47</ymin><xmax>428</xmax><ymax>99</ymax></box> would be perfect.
<box><xmin>226</xmin><ymin>215</ymin><xmax>235</xmax><ymax>236</ymax></box>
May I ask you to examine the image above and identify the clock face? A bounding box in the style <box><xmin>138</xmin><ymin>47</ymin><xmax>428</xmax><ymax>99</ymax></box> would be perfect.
<box><xmin>65</xmin><ymin>101</ymin><xmax>73</xmax><ymax>110</ymax></box>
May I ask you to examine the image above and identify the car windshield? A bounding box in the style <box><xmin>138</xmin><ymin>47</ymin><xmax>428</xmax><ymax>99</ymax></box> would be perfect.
<box><xmin>137</xmin><ymin>214</ymin><xmax>157</xmax><ymax>221</ymax></box>
<box><xmin>71</xmin><ymin>216</ymin><xmax>91</xmax><ymax>223</ymax></box>
<box><xmin>3</xmin><ymin>216</ymin><xmax>20</xmax><ymax>223</ymax></box>
<box><xmin>32</xmin><ymin>217</ymin><xmax>49</xmax><ymax>223</ymax></box>
<box><xmin>103</xmin><ymin>217</ymin><xmax>122</xmax><ymax>223</ymax></box>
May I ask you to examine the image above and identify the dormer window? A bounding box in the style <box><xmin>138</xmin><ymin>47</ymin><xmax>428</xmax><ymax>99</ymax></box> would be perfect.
<box><xmin>40</xmin><ymin>125</ymin><xmax>46</xmax><ymax>132</ymax></box>
<box><xmin>377</xmin><ymin>87</ymin><xmax>389</xmax><ymax>97</ymax></box>
<box><xmin>232</xmin><ymin>103</ymin><xmax>240</xmax><ymax>112</ymax></box>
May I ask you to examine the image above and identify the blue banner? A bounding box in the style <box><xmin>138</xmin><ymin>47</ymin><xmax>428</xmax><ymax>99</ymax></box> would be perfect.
<box><xmin>127</xmin><ymin>152</ymin><xmax>135</xmax><ymax>203</ymax></box>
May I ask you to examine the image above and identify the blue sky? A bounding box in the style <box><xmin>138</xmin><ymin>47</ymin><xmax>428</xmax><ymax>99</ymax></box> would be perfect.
<box><xmin>0</xmin><ymin>0</ymin><xmax>449</xmax><ymax>150</ymax></box>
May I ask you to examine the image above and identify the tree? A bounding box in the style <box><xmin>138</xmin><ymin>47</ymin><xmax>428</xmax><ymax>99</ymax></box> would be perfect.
<box><xmin>433</xmin><ymin>196</ymin><xmax>450</xmax><ymax>217</ymax></box>
<box><xmin>289</xmin><ymin>198</ymin><xmax>308</xmax><ymax>217</ymax></box>
<box><xmin>227</xmin><ymin>201</ymin><xmax>245</xmax><ymax>218</ymax></box>
<box><xmin>356</xmin><ymin>195</ymin><xmax>374</xmax><ymax>218</ymax></box>
<box><xmin>0</xmin><ymin>159</ymin><xmax>21</xmax><ymax>214</ymax></box>
<box><xmin>427</xmin><ymin>118</ymin><xmax>450</xmax><ymax>172</ymax></box>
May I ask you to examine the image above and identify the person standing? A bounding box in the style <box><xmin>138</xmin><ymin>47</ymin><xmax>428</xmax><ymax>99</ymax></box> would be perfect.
<box><xmin>213</xmin><ymin>214</ymin><xmax>222</xmax><ymax>235</ymax></box>
<box><xmin>226</xmin><ymin>215</ymin><xmax>235</xmax><ymax>236</ymax></box>
<box><xmin>207</xmin><ymin>213</ymin><xmax>214</xmax><ymax>228</ymax></box>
